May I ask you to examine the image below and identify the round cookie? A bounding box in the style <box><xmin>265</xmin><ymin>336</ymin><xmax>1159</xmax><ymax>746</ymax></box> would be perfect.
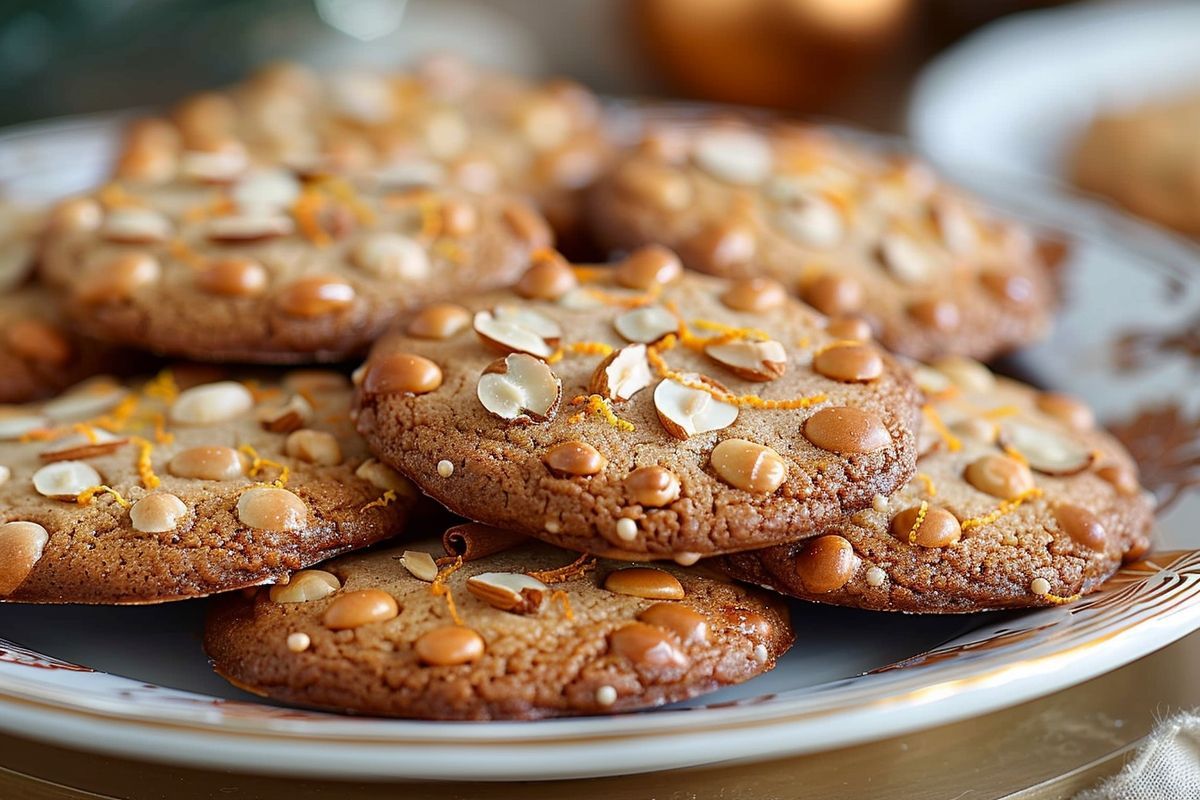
<box><xmin>720</xmin><ymin>358</ymin><xmax>1155</xmax><ymax>612</ymax></box>
<box><xmin>354</xmin><ymin>250</ymin><xmax>922</xmax><ymax>560</ymax></box>
<box><xmin>0</xmin><ymin>368</ymin><xmax>415</xmax><ymax>603</ymax></box>
<box><xmin>1071</xmin><ymin>93</ymin><xmax>1200</xmax><ymax>235</ymax></box>
<box><xmin>0</xmin><ymin>205</ymin><xmax>114</xmax><ymax>403</ymax></box>
<box><xmin>38</xmin><ymin>175</ymin><xmax>550</xmax><ymax>363</ymax></box>
<box><xmin>588</xmin><ymin>120</ymin><xmax>1057</xmax><ymax>361</ymax></box>
<box><xmin>204</xmin><ymin>531</ymin><xmax>793</xmax><ymax>719</ymax></box>
<box><xmin>114</xmin><ymin>56</ymin><xmax>609</xmax><ymax>246</ymax></box>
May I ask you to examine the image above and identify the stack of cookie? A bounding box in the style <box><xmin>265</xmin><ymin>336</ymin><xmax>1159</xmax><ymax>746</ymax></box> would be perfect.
<box><xmin>0</xmin><ymin>58</ymin><xmax>1155</xmax><ymax>721</ymax></box>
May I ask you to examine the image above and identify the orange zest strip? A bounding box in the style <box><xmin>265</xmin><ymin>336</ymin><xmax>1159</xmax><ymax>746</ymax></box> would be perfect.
<box><xmin>907</xmin><ymin>500</ymin><xmax>929</xmax><ymax>545</ymax></box>
<box><xmin>648</xmin><ymin>336</ymin><xmax>826</xmax><ymax>410</ymax></box>
<box><xmin>142</xmin><ymin>370</ymin><xmax>179</xmax><ymax>403</ymax></box>
<box><xmin>167</xmin><ymin>239</ymin><xmax>207</xmax><ymax>269</ymax></box>
<box><xmin>130</xmin><ymin>437</ymin><xmax>160</xmax><ymax>490</ymax></box>
<box><xmin>568</xmin><ymin>394</ymin><xmax>635</xmax><ymax>431</ymax></box>
<box><xmin>584</xmin><ymin>286</ymin><xmax>657</xmax><ymax>308</ymax></box>
<box><xmin>150</xmin><ymin>413</ymin><xmax>173</xmax><ymax>445</ymax></box>
<box><xmin>361</xmin><ymin>489</ymin><xmax>397</xmax><ymax>512</ymax></box>
<box><xmin>550</xmin><ymin>589</ymin><xmax>575</xmax><ymax>621</ymax></box>
<box><xmin>238</xmin><ymin>444</ymin><xmax>290</xmax><ymax>488</ymax></box>
<box><xmin>432</xmin><ymin>240</ymin><xmax>467</xmax><ymax>264</ymax></box>
<box><xmin>1001</xmin><ymin>443</ymin><xmax>1029</xmax><ymax>466</ymax></box>
<box><xmin>20</xmin><ymin>427</ymin><xmax>64</xmax><ymax>442</ymax></box>
<box><xmin>569</xmin><ymin>264</ymin><xmax>612</xmax><ymax>283</ymax></box>
<box><xmin>71</xmin><ymin>423</ymin><xmax>99</xmax><ymax>444</ymax></box>
<box><xmin>527</xmin><ymin>552</ymin><xmax>596</xmax><ymax>585</ymax></box>
<box><xmin>291</xmin><ymin>188</ymin><xmax>332</xmax><ymax>246</ymax></box>
<box><xmin>915</xmin><ymin>473</ymin><xmax>937</xmax><ymax>497</ymax></box>
<box><xmin>689</xmin><ymin>319</ymin><xmax>771</xmax><ymax>342</ymax></box>
<box><xmin>980</xmin><ymin>405</ymin><xmax>1020</xmax><ymax>420</ymax></box>
<box><xmin>960</xmin><ymin>488</ymin><xmax>1044</xmax><ymax>531</ymax></box>
<box><xmin>921</xmin><ymin>404</ymin><xmax>962</xmax><ymax>452</ymax></box>
<box><xmin>76</xmin><ymin>485</ymin><xmax>132</xmax><ymax>509</ymax></box>
<box><xmin>418</xmin><ymin>199</ymin><xmax>443</xmax><ymax>241</ymax></box>
<box><xmin>547</xmin><ymin>341</ymin><xmax>614</xmax><ymax>364</ymax></box>
<box><xmin>321</xmin><ymin>177</ymin><xmax>377</xmax><ymax>225</ymax></box>
<box><xmin>430</xmin><ymin>556</ymin><xmax>465</xmax><ymax>626</ymax></box>
<box><xmin>96</xmin><ymin>183</ymin><xmax>140</xmax><ymax>209</ymax></box>
<box><xmin>1041</xmin><ymin>592</ymin><xmax>1083</xmax><ymax>605</ymax></box>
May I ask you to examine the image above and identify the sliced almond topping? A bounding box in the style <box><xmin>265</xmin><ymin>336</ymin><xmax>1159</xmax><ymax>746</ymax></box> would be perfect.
<box><xmin>590</xmin><ymin>344</ymin><xmax>652</xmax><ymax>401</ymax></box>
<box><xmin>705</xmin><ymin>339</ymin><xmax>787</xmax><ymax>382</ymax></box>
<box><xmin>352</xmin><ymin>232</ymin><xmax>430</xmax><ymax>281</ymax></box>
<box><xmin>692</xmin><ymin>129</ymin><xmax>772</xmax><ymax>185</ymax></box>
<box><xmin>0</xmin><ymin>411</ymin><xmax>49</xmax><ymax>441</ymax></box>
<box><xmin>399</xmin><ymin>550</ymin><xmax>439</xmax><ymax>582</ymax></box>
<box><xmin>32</xmin><ymin>460</ymin><xmax>102</xmax><ymax>499</ymax></box>
<box><xmin>205</xmin><ymin>213</ymin><xmax>295</xmax><ymax>243</ymax></box>
<box><xmin>43</xmin><ymin>378</ymin><xmax>127</xmax><ymax>421</ymax></box>
<box><xmin>473</xmin><ymin>305</ymin><xmax>561</xmax><ymax>358</ymax></box>
<box><xmin>231</xmin><ymin>168</ymin><xmax>302</xmax><ymax>212</ymax></box>
<box><xmin>102</xmin><ymin>208</ymin><xmax>173</xmax><ymax>244</ymax></box>
<box><xmin>466</xmin><ymin>572</ymin><xmax>548</xmax><ymax>614</ymax></box>
<box><xmin>39</xmin><ymin>429</ymin><xmax>128</xmax><ymax>462</ymax></box>
<box><xmin>477</xmin><ymin>353</ymin><xmax>562</xmax><ymax>423</ymax></box>
<box><xmin>999</xmin><ymin>422</ymin><xmax>1095</xmax><ymax>476</ymax></box>
<box><xmin>773</xmin><ymin>196</ymin><xmax>843</xmax><ymax>250</ymax></box>
<box><xmin>613</xmin><ymin>305</ymin><xmax>678</xmax><ymax>344</ymax></box>
<box><xmin>653</xmin><ymin>375</ymin><xmax>739</xmax><ymax>439</ymax></box>
<box><xmin>878</xmin><ymin>231</ymin><xmax>936</xmax><ymax>285</ymax></box>
<box><xmin>257</xmin><ymin>394</ymin><xmax>313</xmax><ymax>433</ymax></box>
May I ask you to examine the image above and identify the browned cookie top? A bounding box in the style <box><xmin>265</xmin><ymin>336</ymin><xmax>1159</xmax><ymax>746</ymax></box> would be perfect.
<box><xmin>588</xmin><ymin>121</ymin><xmax>1056</xmax><ymax>361</ymax></box>
<box><xmin>204</xmin><ymin>532</ymin><xmax>793</xmax><ymax>720</ymax></box>
<box><xmin>0</xmin><ymin>205</ymin><xmax>115</xmax><ymax>403</ymax></box>
<box><xmin>38</xmin><ymin>176</ymin><xmax>550</xmax><ymax>363</ymax></box>
<box><xmin>354</xmin><ymin>251</ymin><xmax>921</xmax><ymax>560</ymax></box>
<box><xmin>721</xmin><ymin>358</ymin><xmax>1155</xmax><ymax>612</ymax></box>
<box><xmin>0</xmin><ymin>368</ymin><xmax>415</xmax><ymax>603</ymax></box>
<box><xmin>114</xmin><ymin>56</ymin><xmax>609</xmax><ymax>241</ymax></box>
<box><xmin>1071</xmin><ymin>92</ymin><xmax>1200</xmax><ymax>236</ymax></box>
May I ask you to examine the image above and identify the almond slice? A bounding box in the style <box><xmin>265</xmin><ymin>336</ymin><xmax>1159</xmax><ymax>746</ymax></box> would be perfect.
<box><xmin>613</xmin><ymin>305</ymin><xmax>678</xmax><ymax>344</ymax></box>
<box><xmin>999</xmin><ymin>421</ymin><xmax>1095</xmax><ymax>476</ymax></box>
<box><xmin>205</xmin><ymin>214</ymin><xmax>295</xmax><ymax>243</ymax></box>
<box><xmin>40</xmin><ymin>429</ymin><xmax>128</xmax><ymax>462</ymax></box>
<box><xmin>466</xmin><ymin>572</ymin><xmax>548</xmax><ymax>614</ymax></box>
<box><xmin>878</xmin><ymin>231</ymin><xmax>936</xmax><ymax>285</ymax></box>
<box><xmin>653</xmin><ymin>375</ymin><xmax>738</xmax><ymax>439</ymax></box>
<box><xmin>477</xmin><ymin>353</ymin><xmax>562</xmax><ymax>423</ymax></box>
<box><xmin>705</xmin><ymin>339</ymin><xmax>787</xmax><ymax>382</ymax></box>
<box><xmin>473</xmin><ymin>305</ymin><xmax>561</xmax><ymax>358</ymax></box>
<box><xmin>399</xmin><ymin>550</ymin><xmax>439</xmax><ymax>582</ymax></box>
<box><xmin>590</xmin><ymin>344</ymin><xmax>652</xmax><ymax>401</ymax></box>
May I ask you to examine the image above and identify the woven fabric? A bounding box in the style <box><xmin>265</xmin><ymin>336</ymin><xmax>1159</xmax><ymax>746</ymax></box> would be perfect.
<box><xmin>1076</xmin><ymin>711</ymin><xmax>1200</xmax><ymax>800</ymax></box>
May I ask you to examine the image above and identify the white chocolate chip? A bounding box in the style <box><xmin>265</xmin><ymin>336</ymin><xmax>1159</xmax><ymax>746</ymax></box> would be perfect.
<box><xmin>232</xmin><ymin>168</ymin><xmax>301</xmax><ymax>212</ymax></box>
<box><xmin>437</xmin><ymin>460</ymin><xmax>454</xmax><ymax>478</ymax></box>
<box><xmin>595</xmin><ymin>685</ymin><xmax>617</xmax><ymax>706</ymax></box>
<box><xmin>0</xmin><ymin>465</ymin><xmax>9</xmax><ymax>486</ymax></box>
<box><xmin>129</xmin><ymin>493</ymin><xmax>188</xmax><ymax>533</ymax></box>
<box><xmin>466</xmin><ymin>572</ymin><xmax>548</xmax><ymax>614</ymax></box>
<box><xmin>102</xmin><ymin>208</ymin><xmax>172</xmax><ymax>244</ymax></box>
<box><xmin>613</xmin><ymin>305</ymin><xmax>678</xmax><ymax>344</ymax></box>
<box><xmin>616</xmin><ymin>517</ymin><xmax>638</xmax><ymax>542</ymax></box>
<box><xmin>477</xmin><ymin>353</ymin><xmax>562</xmax><ymax>423</ymax></box>
<box><xmin>865</xmin><ymin>567</ymin><xmax>887</xmax><ymax>587</ymax></box>
<box><xmin>752</xmin><ymin>643</ymin><xmax>769</xmax><ymax>663</ymax></box>
<box><xmin>32</xmin><ymin>460</ymin><xmax>101</xmax><ymax>499</ymax></box>
<box><xmin>352</xmin><ymin>233</ymin><xmax>430</xmax><ymax>281</ymax></box>
<box><xmin>773</xmin><ymin>196</ymin><xmax>843</xmax><ymax>250</ymax></box>
<box><xmin>590</xmin><ymin>344</ymin><xmax>652</xmax><ymax>401</ymax></box>
<box><xmin>1030</xmin><ymin>577</ymin><xmax>1051</xmax><ymax>596</ymax></box>
<box><xmin>355</xmin><ymin>458</ymin><xmax>412</xmax><ymax>492</ymax></box>
<box><xmin>285</xmin><ymin>429</ymin><xmax>343</xmax><ymax>466</ymax></box>
<box><xmin>286</xmin><ymin>632</ymin><xmax>312</xmax><ymax>653</ymax></box>
<box><xmin>399</xmin><ymin>551</ymin><xmax>439</xmax><ymax>582</ymax></box>
<box><xmin>557</xmin><ymin>286</ymin><xmax>606</xmax><ymax>311</ymax></box>
<box><xmin>544</xmin><ymin>519</ymin><xmax>561</xmax><ymax>533</ymax></box>
<box><xmin>692</xmin><ymin>129</ymin><xmax>772</xmax><ymax>185</ymax></box>
<box><xmin>705</xmin><ymin>339</ymin><xmax>787</xmax><ymax>382</ymax></box>
<box><xmin>170</xmin><ymin>381</ymin><xmax>255</xmax><ymax>425</ymax></box>
<box><xmin>879</xmin><ymin>231</ymin><xmax>936</xmax><ymax>285</ymax></box>
<box><xmin>653</xmin><ymin>376</ymin><xmax>738</xmax><ymax>439</ymax></box>
<box><xmin>872</xmin><ymin>494</ymin><xmax>889</xmax><ymax>513</ymax></box>
<box><xmin>205</xmin><ymin>213</ymin><xmax>295</xmax><ymax>242</ymax></box>
<box><xmin>934</xmin><ymin>200</ymin><xmax>979</xmax><ymax>256</ymax></box>
<box><xmin>179</xmin><ymin>147</ymin><xmax>249</xmax><ymax>183</ymax></box>
<box><xmin>673</xmin><ymin>551</ymin><xmax>701</xmax><ymax>567</ymax></box>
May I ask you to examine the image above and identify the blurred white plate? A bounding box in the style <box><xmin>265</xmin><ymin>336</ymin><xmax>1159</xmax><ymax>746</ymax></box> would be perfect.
<box><xmin>1</xmin><ymin>115</ymin><xmax>1200</xmax><ymax>782</ymax></box>
<box><xmin>909</xmin><ymin>0</ymin><xmax>1200</xmax><ymax>183</ymax></box>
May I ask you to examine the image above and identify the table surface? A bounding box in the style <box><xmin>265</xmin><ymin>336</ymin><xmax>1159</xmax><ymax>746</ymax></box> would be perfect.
<box><xmin>1</xmin><ymin>630</ymin><xmax>1196</xmax><ymax>800</ymax></box>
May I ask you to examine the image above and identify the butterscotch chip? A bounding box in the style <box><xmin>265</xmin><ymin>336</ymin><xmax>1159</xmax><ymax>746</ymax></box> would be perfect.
<box><xmin>720</xmin><ymin>278</ymin><xmax>787</xmax><ymax>313</ymax></box>
<box><xmin>356</xmin><ymin>268</ymin><xmax>920</xmax><ymax>558</ymax></box>
<box><xmin>813</xmin><ymin>343</ymin><xmax>883</xmax><ymax>383</ymax></box>
<box><xmin>204</xmin><ymin>538</ymin><xmax>793</xmax><ymax>719</ymax></box>
<box><xmin>793</xmin><ymin>535</ymin><xmax>856</xmax><ymax>593</ymax></box>
<box><xmin>363</xmin><ymin>353</ymin><xmax>443</xmax><ymax>395</ymax></box>
<box><xmin>614</xmin><ymin>245</ymin><xmax>683</xmax><ymax>290</ymax></box>
<box><xmin>406</xmin><ymin>303</ymin><xmax>472</xmax><ymax>340</ymax></box>
<box><xmin>40</xmin><ymin>175</ymin><xmax>549</xmax><ymax>363</ymax></box>
<box><xmin>1036</xmin><ymin>392</ymin><xmax>1095</xmax><ymax>432</ymax></box>
<box><xmin>0</xmin><ymin>370</ymin><xmax>413</xmax><ymax>603</ymax></box>
<box><xmin>0</xmin><ymin>521</ymin><xmax>50</xmax><ymax>596</ymax></box>
<box><xmin>604</xmin><ymin>567</ymin><xmax>685</xmax><ymax>600</ymax></box>
<box><xmin>5</xmin><ymin>319</ymin><xmax>73</xmax><ymax>366</ymax></box>
<box><xmin>721</xmin><ymin>364</ymin><xmax>1153</xmax><ymax>612</ymax></box>
<box><xmin>589</xmin><ymin>120</ymin><xmax>1055</xmax><ymax>361</ymax></box>
<box><xmin>270</xmin><ymin>569</ymin><xmax>341</xmax><ymax>603</ymax></box>
<box><xmin>515</xmin><ymin>253</ymin><xmax>577</xmax><ymax>300</ymax></box>
<box><xmin>825</xmin><ymin>316</ymin><xmax>873</xmax><ymax>342</ymax></box>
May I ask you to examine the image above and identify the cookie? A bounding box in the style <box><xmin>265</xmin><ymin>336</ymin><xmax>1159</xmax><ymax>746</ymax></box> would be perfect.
<box><xmin>38</xmin><ymin>175</ymin><xmax>550</xmax><ymax>363</ymax></box>
<box><xmin>1071</xmin><ymin>93</ymin><xmax>1200</xmax><ymax>235</ymax></box>
<box><xmin>0</xmin><ymin>368</ymin><xmax>415</xmax><ymax>603</ymax></box>
<box><xmin>588</xmin><ymin>120</ymin><xmax>1057</xmax><ymax>361</ymax></box>
<box><xmin>114</xmin><ymin>56</ymin><xmax>609</xmax><ymax>247</ymax></box>
<box><xmin>720</xmin><ymin>358</ymin><xmax>1155</xmax><ymax>612</ymax></box>
<box><xmin>204</xmin><ymin>525</ymin><xmax>793</xmax><ymax>719</ymax></box>
<box><xmin>0</xmin><ymin>205</ymin><xmax>114</xmax><ymax>403</ymax></box>
<box><xmin>354</xmin><ymin>249</ymin><xmax>922</xmax><ymax>560</ymax></box>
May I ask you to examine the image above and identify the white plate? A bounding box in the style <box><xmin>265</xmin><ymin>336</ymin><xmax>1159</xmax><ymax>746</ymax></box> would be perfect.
<box><xmin>909</xmin><ymin>0</ymin><xmax>1200</xmax><ymax>185</ymax></box>
<box><xmin>1</xmin><ymin>116</ymin><xmax>1200</xmax><ymax>782</ymax></box>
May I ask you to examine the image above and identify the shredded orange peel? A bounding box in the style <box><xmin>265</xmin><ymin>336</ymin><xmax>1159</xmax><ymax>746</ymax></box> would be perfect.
<box><xmin>238</xmin><ymin>444</ymin><xmax>290</xmax><ymax>488</ymax></box>
<box><xmin>960</xmin><ymin>488</ymin><xmax>1043</xmax><ymax>531</ymax></box>
<box><xmin>76</xmin><ymin>485</ymin><xmax>132</xmax><ymax>509</ymax></box>
<box><xmin>648</xmin><ymin>336</ymin><xmax>826</xmax><ymax>410</ymax></box>
<box><xmin>130</xmin><ymin>436</ymin><xmax>160</xmax><ymax>490</ymax></box>
<box><xmin>568</xmin><ymin>394</ymin><xmax>635</xmax><ymax>431</ymax></box>
<box><xmin>361</xmin><ymin>489</ymin><xmax>397</xmax><ymax>512</ymax></box>
<box><xmin>907</xmin><ymin>500</ymin><xmax>929</xmax><ymax>545</ymax></box>
<box><xmin>527</xmin><ymin>552</ymin><xmax>596</xmax><ymax>585</ymax></box>
<box><xmin>431</xmin><ymin>556</ymin><xmax>465</xmax><ymax>626</ymax></box>
<box><xmin>921</xmin><ymin>404</ymin><xmax>962</xmax><ymax>452</ymax></box>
